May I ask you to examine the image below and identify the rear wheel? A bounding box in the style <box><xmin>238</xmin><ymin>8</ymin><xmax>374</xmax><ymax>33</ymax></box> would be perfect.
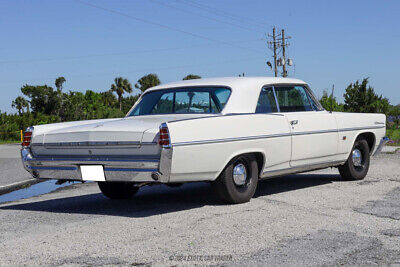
<box><xmin>212</xmin><ymin>154</ymin><xmax>259</xmax><ymax>204</ymax></box>
<box><xmin>339</xmin><ymin>139</ymin><xmax>370</xmax><ymax>181</ymax></box>
<box><xmin>98</xmin><ymin>182</ymin><xmax>139</xmax><ymax>199</ymax></box>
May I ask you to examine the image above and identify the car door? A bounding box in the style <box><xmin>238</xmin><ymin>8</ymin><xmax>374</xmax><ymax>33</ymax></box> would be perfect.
<box><xmin>274</xmin><ymin>85</ymin><xmax>339</xmax><ymax>167</ymax></box>
<box><xmin>255</xmin><ymin>87</ymin><xmax>292</xmax><ymax>173</ymax></box>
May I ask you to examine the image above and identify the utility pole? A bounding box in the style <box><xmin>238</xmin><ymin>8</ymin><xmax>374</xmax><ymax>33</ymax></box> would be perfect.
<box><xmin>268</xmin><ymin>28</ymin><xmax>292</xmax><ymax>77</ymax></box>
<box><xmin>267</xmin><ymin>27</ymin><xmax>279</xmax><ymax>77</ymax></box>
<box><xmin>281</xmin><ymin>29</ymin><xmax>287</xmax><ymax>77</ymax></box>
<box><xmin>272</xmin><ymin>27</ymin><xmax>278</xmax><ymax>77</ymax></box>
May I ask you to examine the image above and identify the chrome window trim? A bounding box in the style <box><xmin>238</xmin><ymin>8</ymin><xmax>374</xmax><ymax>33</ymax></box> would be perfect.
<box><xmin>126</xmin><ymin>85</ymin><xmax>233</xmax><ymax>117</ymax></box>
<box><xmin>272</xmin><ymin>86</ymin><xmax>281</xmax><ymax>112</ymax></box>
<box><xmin>266</xmin><ymin>83</ymin><xmax>324</xmax><ymax>113</ymax></box>
<box><xmin>255</xmin><ymin>86</ymin><xmax>280</xmax><ymax>114</ymax></box>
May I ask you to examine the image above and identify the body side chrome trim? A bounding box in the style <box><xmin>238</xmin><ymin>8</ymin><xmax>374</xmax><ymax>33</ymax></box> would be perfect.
<box><xmin>172</xmin><ymin>125</ymin><xmax>385</xmax><ymax>147</ymax></box>
<box><xmin>26</xmin><ymin>157</ymin><xmax>159</xmax><ymax>163</ymax></box>
<box><xmin>261</xmin><ymin>160</ymin><xmax>345</xmax><ymax>178</ymax></box>
<box><xmin>103</xmin><ymin>168</ymin><xmax>158</xmax><ymax>172</ymax></box>
<box><xmin>173</xmin><ymin>132</ymin><xmax>291</xmax><ymax>147</ymax></box>
<box><xmin>292</xmin><ymin>129</ymin><xmax>338</xmax><ymax>136</ymax></box>
<box><xmin>339</xmin><ymin>126</ymin><xmax>385</xmax><ymax>132</ymax></box>
<box><xmin>27</xmin><ymin>166</ymin><xmax>78</xmax><ymax>171</ymax></box>
<box><xmin>31</xmin><ymin>141</ymin><xmax>157</xmax><ymax>148</ymax></box>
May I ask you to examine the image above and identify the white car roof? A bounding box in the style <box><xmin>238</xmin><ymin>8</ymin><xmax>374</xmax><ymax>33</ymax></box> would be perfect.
<box><xmin>145</xmin><ymin>77</ymin><xmax>308</xmax><ymax>114</ymax></box>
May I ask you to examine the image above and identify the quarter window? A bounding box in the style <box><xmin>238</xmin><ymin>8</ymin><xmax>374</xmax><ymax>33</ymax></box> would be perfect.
<box><xmin>256</xmin><ymin>87</ymin><xmax>278</xmax><ymax>113</ymax></box>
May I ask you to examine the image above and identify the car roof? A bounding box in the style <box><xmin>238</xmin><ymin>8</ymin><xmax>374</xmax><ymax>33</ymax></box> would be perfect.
<box><xmin>144</xmin><ymin>77</ymin><xmax>308</xmax><ymax>114</ymax></box>
<box><xmin>146</xmin><ymin>76</ymin><xmax>307</xmax><ymax>92</ymax></box>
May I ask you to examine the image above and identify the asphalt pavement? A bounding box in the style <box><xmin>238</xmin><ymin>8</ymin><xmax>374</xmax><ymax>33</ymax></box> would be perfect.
<box><xmin>0</xmin><ymin>150</ymin><xmax>398</xmax><ymax>266</ymax></box>
<box><xmin>0</xmin><ymin>144</ymin><xmax>33</xmax><ymax>187</ymax></box>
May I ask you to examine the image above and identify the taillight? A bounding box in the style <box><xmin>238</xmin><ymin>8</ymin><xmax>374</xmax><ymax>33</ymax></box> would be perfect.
<box><xmin>22</xmin><ymin>127</ymin><xmax>34</xmax><ymax>147</ymax></box>
<box><xmin>159</xmin><ymin>124</ymin><xmax>171</xmax><ymax>148</ymax></box>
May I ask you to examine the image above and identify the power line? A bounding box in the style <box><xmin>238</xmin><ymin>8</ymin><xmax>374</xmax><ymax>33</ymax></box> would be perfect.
<box><xmin>0</xmin><ymin>56</ymin><xmax>264</xmax><ymax>86</ymax></box>
<box><xmin>175</xmin><ymin>0</ymin><xmax>271</xmax><ymax>31</ymax></box>
<box><xmin>148</xmin><ymin>0</ymin><xmax>265</xmax><ymax>34</ymax></box>
<box><xmin>74</xmin><ymin>0</ymin><xmax>265</xmax><ymax>55</ymax></box>
<box><xmin>0</xmin><ymin>39</ymin><xmax>263</xmax><ymax>65</ymax></box>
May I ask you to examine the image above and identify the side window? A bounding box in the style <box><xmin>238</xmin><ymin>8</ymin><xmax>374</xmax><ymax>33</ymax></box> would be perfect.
<box><xmin>256</xmin><ymin>87</ymin><xmax>278</xmax><ymax>113</ymax></box>
<box><xmin>305</xmin><ymin>88</ymin><xmax>323</xmax><ymax>111</ymax></box>
<box><xmin>274</xmin><ymin>86</ymin><xmax>312</xmax><ymax>112</ymax></box>
<box><xmin>151</xmin><ymin>92</ymin><xmax>173</xmax><ymax>114</ymax></box>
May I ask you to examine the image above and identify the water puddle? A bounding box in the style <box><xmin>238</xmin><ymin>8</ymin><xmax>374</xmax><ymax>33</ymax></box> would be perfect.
<box><xmin>0</xmin><ymin>180</ymin><xmax>77</xmax><ymax>204</ymax></box>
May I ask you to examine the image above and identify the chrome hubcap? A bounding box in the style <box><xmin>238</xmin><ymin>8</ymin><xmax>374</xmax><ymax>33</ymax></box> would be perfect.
<box><xmin>233</xmin><ymin>163</ymin><xmax>247</xmax><ymax>186</ymax></box>
<box><xmin>352</xmin><ymin>148</ymin><xmax>362</xmax><ymax>167</ymax></box>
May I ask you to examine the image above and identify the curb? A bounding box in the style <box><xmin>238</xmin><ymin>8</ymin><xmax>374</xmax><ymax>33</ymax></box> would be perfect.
<box><xmin>0</xmin><ymin>179</ymin><xmax>41</xmax><ymax>196</ymax></box>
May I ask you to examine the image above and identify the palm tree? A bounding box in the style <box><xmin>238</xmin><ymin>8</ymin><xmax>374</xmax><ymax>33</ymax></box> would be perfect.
<box><xmin>12</xmin><ymin>96</ymin><xmax>29</xmax><ymax>115</ymax></box>
<box><xmin>135</xmin><ymin>74</ymin><xmax>161</xmax><ymax>93</ymax></box>
<box><xmin>101</xmin><ymin>91</ymin><xmax>117</xmax><ymax>107</ymax></box>
<box><xmin>110</xmin><ymin>77</ymin><xmax>133</xmax><ymax>110</ymax></box>
<box><xmin>182</xmin><ymin>74</ymin><xmax>201</xmax><ymax>80</ymax></box>
<box><xmin>55</xmin><ymin>77</ymin><xmax>66</xmax><ymax>93</ymax></box>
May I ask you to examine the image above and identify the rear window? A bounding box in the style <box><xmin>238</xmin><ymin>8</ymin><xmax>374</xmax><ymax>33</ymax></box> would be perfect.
<box><xmin>127</xmin><ymin>87</ymin><xmax>231</xmax><ymax>116</ymax></box>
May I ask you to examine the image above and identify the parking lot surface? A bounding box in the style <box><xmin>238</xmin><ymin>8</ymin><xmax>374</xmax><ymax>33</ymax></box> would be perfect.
<box><xmin>0</xmin><ymin>152</ymin><xmax>399</xmax><ymax>266</ymax></box>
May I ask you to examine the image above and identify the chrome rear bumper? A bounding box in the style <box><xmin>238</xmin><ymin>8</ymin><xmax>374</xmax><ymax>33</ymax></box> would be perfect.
<box><xmin>373</xmin><ymin>136</ymin><xmax>390</xmax><ymax>156</ymax></box>
<box><xmin>21</xmin><ymin>147</ymin><xmax>172</xmax><ymax>183</ymax></box>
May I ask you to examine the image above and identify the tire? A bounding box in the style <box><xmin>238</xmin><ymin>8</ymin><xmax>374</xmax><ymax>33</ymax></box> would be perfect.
<box><xmin>212</xmin><ymin>154</ymin><xmax>259</xmax><ymax>204</ymax></box>
<box><xmin>98</xmin><ymin>182</ymin><xmax>139</xmax><ymax>199</ymax></box>
<box><xmin>166</xmin><ymin>183</ymin><xmax>184</xmax><ymax>188</ymax></box>
<box><xmin>338</xmin><ymin>139</ymin><xmax>370</xmax><ymax>181</ymax></box>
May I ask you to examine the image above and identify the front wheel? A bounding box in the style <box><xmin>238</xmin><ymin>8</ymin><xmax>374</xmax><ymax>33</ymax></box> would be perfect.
<box><xmin>98</xmin><ymin>182</ymin><xmax>139</xmax><ymax>199</ymax></box>
<box><xmin>212</xmin><ymin>154</ymin><xmax>259</xmax><ymax>204</ymax></box>
<box><xmin>339</xmin><ymin>139</ymin><xmax>370</xmax><ymax>181</ymax></box>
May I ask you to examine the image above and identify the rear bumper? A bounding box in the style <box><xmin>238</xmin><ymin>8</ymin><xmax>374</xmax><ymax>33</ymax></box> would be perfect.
<box><xmin>373</xmin><ymin>136</ymin><xmax>390</xmax><ymax>156</ymax></box>
<box><xmin>21</xmin><ymin>147</ymin><xmax>172</xmax><ymax>183</ymax></box>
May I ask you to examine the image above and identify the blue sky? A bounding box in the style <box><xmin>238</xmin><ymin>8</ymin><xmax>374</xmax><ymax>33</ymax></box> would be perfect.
<box><xmin>0</xmin><ymin>0</ymin><xmax>399</xmax><ymax>113</ymax></box>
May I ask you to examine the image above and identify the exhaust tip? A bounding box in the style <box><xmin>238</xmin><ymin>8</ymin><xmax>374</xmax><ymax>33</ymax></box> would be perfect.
<box><xmin>151</xmin><ymin>172</ymin><xmax>161</xmax><ymax>181</ymax></box>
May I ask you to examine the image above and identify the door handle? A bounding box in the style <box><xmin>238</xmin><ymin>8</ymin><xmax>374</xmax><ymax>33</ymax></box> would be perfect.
<box><xmin>290</xmin><ymin>120</ymin><xmax>298</xmax><ymax>126</ymax></box>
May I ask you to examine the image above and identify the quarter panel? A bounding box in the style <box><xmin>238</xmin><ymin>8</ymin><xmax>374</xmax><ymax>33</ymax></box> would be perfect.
<box><xmin>333</xmin><ymin>112</ymin><xmax>386</xmax><ymax>156</ymax></box>
<box><xmin>167</xmin><ymin>114</ymin><xmax>291</xmax><ymax>182</ymax></box>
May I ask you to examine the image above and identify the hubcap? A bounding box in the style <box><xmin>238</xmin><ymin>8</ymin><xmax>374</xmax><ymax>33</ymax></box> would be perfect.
<box><xmin>233</xmin><ymin>163</ymin><xmax>247</xmax><ymax>186</ymax></box>
<box><xmin>352</xmin><ymin>148</ymin><xmax>362</xmax><ymax>167</ymax></box>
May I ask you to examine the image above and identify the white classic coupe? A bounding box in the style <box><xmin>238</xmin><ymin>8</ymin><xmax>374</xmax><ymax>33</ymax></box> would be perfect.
<box><xmin>21</xmin><ymin>77</ymin><xmax>388</xmax><ymax>203</ymax></box>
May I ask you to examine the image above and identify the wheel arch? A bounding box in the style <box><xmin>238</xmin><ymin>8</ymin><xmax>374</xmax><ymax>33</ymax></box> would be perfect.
<box><xmin>355</xmin><ymin>132</ymin><xmax>376</xmax><ymax>155</ymax></box>
<box><xmin>216</xmin><ymin>151</ymin><xmax>265</xmax><ymax>179</ymax></box>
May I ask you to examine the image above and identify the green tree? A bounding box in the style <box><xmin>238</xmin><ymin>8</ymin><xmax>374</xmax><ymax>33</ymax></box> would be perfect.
<box><xmin>388</xmin><ymin>105</ymin><xmax>400</xmax><ymax>125</ymax></box>
<box><xmin>11</xmin><ymin>96</ymin><xmax>29</xmax><ymax>115</ymax></box>
<box><xmin>135</xmin><ymin>73</ymin><xmax>161</xmax><ymax>93</ymax></box>
<box><xmin>343</xmin><ymin>78</ymin><xmax>389</xmax><ymax>113</ymax></box>
<box><xmin>55</xmin><ymin>77</ymin><xmax>66</xmax><ymax>93</ymax></box>
<box><xmin>319</xmin><ymin>90</ymin><xmax>344</xmax><ymax>112</ymax></box>
<box><xmin>182</xmin><ymin>74</ymin><xmax>201</xmax><ymax>80</ymax></box>
<box><xmin>101</xmin><ymin>91</ymin><xmax>117</xmax><ymax>107</ymax></box>
<box><xmin>110</xmin><ymin>77</ymin><xmax>133</xmax><ymax>111</ymax></box>
<box><xmin>121</xmin><ymin>95</ymin><xmax>140</xmax><ymax>114</ymax></box>
<box><xmin>21</xmin><ymin>85</ymin><xmax>61</xmax><ymax>115</ymax></box>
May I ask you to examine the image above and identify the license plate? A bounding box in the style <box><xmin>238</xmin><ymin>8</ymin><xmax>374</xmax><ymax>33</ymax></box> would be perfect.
<box><xmin>80</xmin><ymin>165</ymin><xmax>105</xmax><ymax>181</ymax></box>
